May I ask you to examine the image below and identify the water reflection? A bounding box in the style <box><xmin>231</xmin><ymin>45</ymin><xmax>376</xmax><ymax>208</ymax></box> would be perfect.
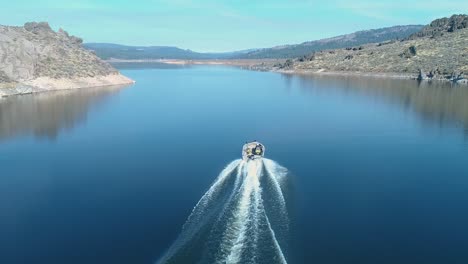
<box><xmin>0</xmin><ymin>85</ymin><xmax>129</xmax><ymax>141</ymax></box>
<box><xmin>292</xmin><ymin>74</ymin><xmax>468</xmax><ymax>131</ymax></box>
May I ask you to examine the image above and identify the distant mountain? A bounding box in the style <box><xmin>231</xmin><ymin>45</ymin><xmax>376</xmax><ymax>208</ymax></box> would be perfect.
<box><xmin>83</xmin><ymin>43</ymin><xmax>248</xmax><ymax>60</ymax></box>
<box><xmin>235</xmin><ymin>25</ymin><xmax>424</xmax><ymax>59</ymax></box>
<box><xmin>85</xmin><ymin>25</ymin><xmax>424</xmax><ymax>60</ymax></box>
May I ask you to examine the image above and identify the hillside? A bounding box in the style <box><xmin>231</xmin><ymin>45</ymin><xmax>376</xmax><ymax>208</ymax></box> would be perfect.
<box><xmin>84</xmin><ymin>43</ymin><xmax>216</xmax><ymax>60</ymax></box>
<box><xmin>265</xmin><ymin>15</ymin><xmax>467</xmax><ymax>83</ymax></box>
<box><xmin>233</xmin><ymin>25</ymin><xmax>423</xmax><ymax>59</ymax></box>
<box><xmin>84</xmin><ymin>43</ymin><xmax>255</xmax><ymax>60</ymax></box>
<box><xmin>0</xmin><ymin>22</ymin><xmax>133</xmax><ymax>96</ymax></box>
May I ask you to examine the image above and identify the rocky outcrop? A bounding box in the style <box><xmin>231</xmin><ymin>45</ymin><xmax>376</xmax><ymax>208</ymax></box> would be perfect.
<box><xmin>417</xmin><ymin>69</ymin><xmax>430</xmax><ymax>81</ymax></box>
<box><xmin>0</xmin><ymin>22</ymin><xmax>133</xmax><ymax>96</ymax></box>
<box><xmin>408</xmin><ymin>14</ymin><xmax>468</xmax><ymax>39</ymax></box>
<box><xmin>0</xmin><ymin>70</ymin><xmax>13</xmax><ymax>83</ymax></box>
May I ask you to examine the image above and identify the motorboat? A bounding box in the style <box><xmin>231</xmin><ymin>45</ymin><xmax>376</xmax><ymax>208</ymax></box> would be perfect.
<box><xmin>242</xmin><ymin>141</ymin><xmax>265</xmax><ymax>161</ymax></box>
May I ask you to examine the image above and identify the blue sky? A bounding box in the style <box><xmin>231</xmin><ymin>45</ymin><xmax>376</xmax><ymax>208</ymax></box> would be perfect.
<box><xmin>3</xmin><ymin>0</ymin><xmax>468</xmax><ymax>52</ymax></box>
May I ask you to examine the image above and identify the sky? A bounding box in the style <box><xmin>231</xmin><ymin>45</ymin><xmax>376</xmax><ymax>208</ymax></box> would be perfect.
<box><xmin>3</xmin><ymin>0</ymin><xmax>468</xmax><ymax>52</ymax></box>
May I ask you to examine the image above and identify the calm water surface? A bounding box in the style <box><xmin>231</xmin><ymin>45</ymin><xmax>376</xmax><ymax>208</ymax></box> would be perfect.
<box><xmin>1</xmin><ymin>65</ymin><xmax>468</xmax><ymax>264</ymax></box>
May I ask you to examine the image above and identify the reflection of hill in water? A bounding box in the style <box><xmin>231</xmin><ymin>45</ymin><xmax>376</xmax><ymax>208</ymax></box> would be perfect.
<box><xmin>111</xmin><ymin>62</ymin><xmax>192</xmax><ymax>70</ymax></box>
<box><xmin>0</xmin><ymin>85</ymin><xmax>127</xmax><ymax>141</ymax></box>
<box><xmin>293</xmin><ymin>75</ymin><xmax>468</xmax><ymax>131</ymax></box>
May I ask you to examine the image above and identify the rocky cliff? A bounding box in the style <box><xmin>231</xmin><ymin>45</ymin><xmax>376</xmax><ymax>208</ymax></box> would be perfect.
<box><xmin>408</xmin><ymin>14</ymin><xmax>468</xmax><ymax>39</ymax></box>
<box><xmin>265</xmin><ymin>15</ymin><xmax>468</xmax><ymax>83</ymax></box>
<box><xmin>0</xmin><ymin>22</ymin><xmax>133</xmax><ymax>96</ymax></box>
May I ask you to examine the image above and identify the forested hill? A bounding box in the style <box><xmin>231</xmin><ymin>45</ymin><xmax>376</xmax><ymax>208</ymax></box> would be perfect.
<box><xmin>85</xmin><ymin>25</ymin><xmax>423</xmax><ymax>60</ymax></box>
<box><xmin>84</xmin><ymin>43</ymin><xmax>255</xmax><ymax>60</ymax></box>
<box><xmin>234</xmin><ymin>25</ymin><xmax>424</xmax><ymax>59</ymax></box>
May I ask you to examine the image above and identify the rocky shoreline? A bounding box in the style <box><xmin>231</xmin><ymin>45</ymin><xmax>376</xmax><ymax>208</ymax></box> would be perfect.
<box><xmin>0</xmin><ymin>22</ymin><xmax>134</xmax><ymax>97</ymax></box>
<box><xmin>271</xmin><ymin>68</ymin><xmax>467</xmax><ymax>84</ymax></box>
<box><xmin>126</xmin><ymin>58</ymin><xmax>467</xmax><ymax>85</ymax></box>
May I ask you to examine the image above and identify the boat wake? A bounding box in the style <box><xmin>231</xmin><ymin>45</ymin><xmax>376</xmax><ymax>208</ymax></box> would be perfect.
<box><xmin>157</xmin><ymin>158</ymin><xmax>291</xmax><ymax>264</ymax></box>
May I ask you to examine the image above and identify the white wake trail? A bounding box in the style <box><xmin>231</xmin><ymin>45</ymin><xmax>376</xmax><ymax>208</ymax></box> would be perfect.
<box><xmin>224</xmin><ymin>159</ymin><xmax>263</xmax><ymax>264</ymax></box>
<box><xmin>157</xmin><ymin>159</ymin><xmax>291</xmax><ymax>264</ymax></box>
<box><xmin>188</xmin><ymin>160</ymin><xmax>241</xmax><ymax>216</ymax></box>
<box><xmin>263</xmin><ymin>158</ymin><xmax>288</xmax><ymax>215</ymax></box>
<box><xmin>263</xmin><ymin>210</ymin><xmax>288</xmax><ymax>264</ymax></box>
<box><xmin>157</xmin><ymin>160</ymin><xmax>241</xmax><ymax>264</ymax></box>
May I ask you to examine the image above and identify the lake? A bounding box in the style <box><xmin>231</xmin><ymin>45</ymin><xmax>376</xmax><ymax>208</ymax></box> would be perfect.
<box><xmin>1</xmin><ymin>64</ymin><xmax>468</xmax><ymax>264</ymax></box>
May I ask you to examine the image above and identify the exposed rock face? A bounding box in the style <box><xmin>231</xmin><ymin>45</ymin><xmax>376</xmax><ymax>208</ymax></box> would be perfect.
<box><xmin>417</xmin><ymin>69</ymin><xmax>429</xmax><ymax>80</ymax></box>
<box><xmin>408</xmin><ymin>14</ymin><xmax>468</xmax><ymax>39</ymax></box>
<box><xmin>24</xmin><ymin>22</ymin><xmax>53</xmax><ymax>34</ymax></box>
<box><xmin>264</xmin><ymin>15</ymin><xmax>468</xmax><ymax>83</ymax></box>
<box><xmin>0</xmin><ymin>22</ymin><xmax>133</xmax><ymax>96</ymax></box>
<box><xmin>0</xmin><ymin>70</ymin><xmax>13</xmax><ymax>83</ymax></box>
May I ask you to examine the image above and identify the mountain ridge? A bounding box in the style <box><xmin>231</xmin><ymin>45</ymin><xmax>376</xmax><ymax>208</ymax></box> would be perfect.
<box><xmin>239</xmin><ymin>25</ymin><xmax>423</xmax><ymax>58</ymax></box>
<box><xmin>85</xmin><ymin>25</ymin><xmax>424</xmax><ymax>60</ymax></box>
<box><xmin>84</xmin><ymin>43</ymin><xmax>254</xmax><ymax>60</ymax></box>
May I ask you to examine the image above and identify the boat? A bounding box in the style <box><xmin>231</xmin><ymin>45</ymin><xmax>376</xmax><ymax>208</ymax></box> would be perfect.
<box><xmin>242</xmin><ymin>141</ymin><xmax>265</xmax><ymax>160</ymax></box>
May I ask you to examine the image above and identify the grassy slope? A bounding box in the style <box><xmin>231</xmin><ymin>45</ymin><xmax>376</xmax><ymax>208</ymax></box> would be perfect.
<box><xmin>280</xmin><ymin>28</ymin><xmax>467</xmax><ymax>79</ymax></box>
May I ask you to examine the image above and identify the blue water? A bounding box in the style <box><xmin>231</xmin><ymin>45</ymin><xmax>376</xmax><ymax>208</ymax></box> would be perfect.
<box><xmin>1</xmin><ymin>65</ymin><xmax>468</xmax><ymax>264</ymax></box>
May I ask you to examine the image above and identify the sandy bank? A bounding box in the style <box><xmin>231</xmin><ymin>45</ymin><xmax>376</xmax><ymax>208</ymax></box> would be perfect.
<box><xmin>0</xmin><ymin>74</ymin><xmax>135</xmax><ymax>97</ymax></box>
<box><xmin>107</xmin><ymin>58</ymin><xmax>282</xmax><ymax>66</ymax></box>
<box><xmin>159</xmin><ymin>59</ymin><xmax>281</xmax><ymax>66</ymax></box>
<box><xmin>150</xmin><ymin>59</ymin><xmax>425</xmax><ymax>81</ymax></box>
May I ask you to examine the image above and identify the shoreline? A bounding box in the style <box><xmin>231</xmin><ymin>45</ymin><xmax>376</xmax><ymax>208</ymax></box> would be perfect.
<box><xmin>107</xmin><ymin>58</ymin><xmax>283</xmax><ymax>67</ymax></box>
<box><xmin>276</xmin><ymin>69</ymin><xmax>417</xmax><ymax>80</ymax></box>
<box><xmin>274</xmin><ymin>69</ymin><xmax>467</xmax><ymax>84</ymax></box>
<box><xmin>110</xmin><ymin>59</ymin><xmax>467</xmax><ymax>84</ymax></box>
<box><xmin>0</xmin><ymin>73</ymin><xmax>135</xmax><ymax>97</ymax></box>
